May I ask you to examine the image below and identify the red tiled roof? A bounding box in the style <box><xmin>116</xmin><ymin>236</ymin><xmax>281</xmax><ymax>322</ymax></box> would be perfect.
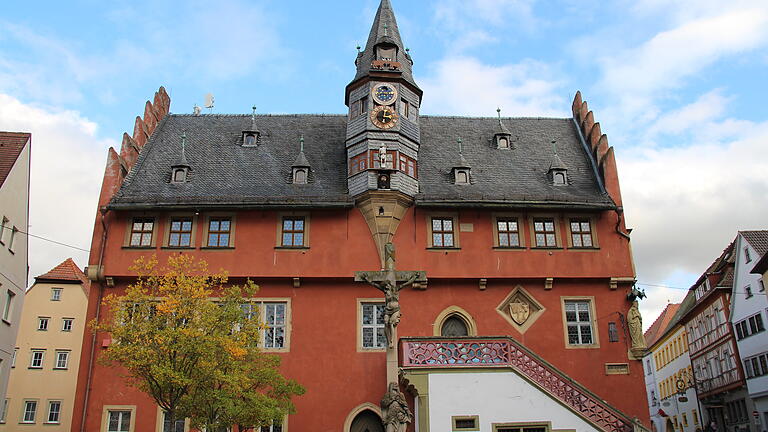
<box><xmin>644</xmin><ymin>303</ymin><xmax>681</xmax><ymax>348</ymax></box>
<box><xmin>35</xmin><ymin>258</ymin><xmax>87</xmax><ymax>284</ymax></box>
<box><xmin>0</xmin><ymin>132</ymin><xmax>30</xmax><ymax>188</ymax></box>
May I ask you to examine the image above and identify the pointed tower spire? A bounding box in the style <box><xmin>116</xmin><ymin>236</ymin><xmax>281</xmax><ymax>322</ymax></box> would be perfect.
<box><xmin>347</xmin><ymin>0</ymin><xmax>420</xmax><ymax>102</ymax></box>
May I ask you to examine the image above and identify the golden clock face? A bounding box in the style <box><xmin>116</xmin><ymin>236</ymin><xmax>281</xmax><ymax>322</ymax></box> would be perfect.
<box><xmin>370</xmin><ymin>105</ymin><xmax>399</xmax><ymax>129</ymax></box>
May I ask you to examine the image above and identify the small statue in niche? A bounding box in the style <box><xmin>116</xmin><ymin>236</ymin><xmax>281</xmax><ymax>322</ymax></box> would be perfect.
<box><xmin>381</xmin><ymin>382</ymin><xmax>412</xmax><ymax>432</ymax></box>
<box><xmin>627</xmin><ymin>300</ymin><xmax>646</xmax><ymax>351</ymax></box>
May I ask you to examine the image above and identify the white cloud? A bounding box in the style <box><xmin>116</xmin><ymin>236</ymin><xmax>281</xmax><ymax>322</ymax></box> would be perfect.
<box><xmin>645</xmin><ymin>89</ymin><xmax>729</xmax><ymax>138</ymax></box>
<box><xmin>598</xmin><ymin>8</ymin><xmax>768</xmax><ymax>120</ymax></box>
<box><xmin>419</xmin><ymin>57</ymin><xmax>566</xmax><ymax>117</ymax></box>
<box><xmin>0</xmin><ymin>94</ymin><xmax>114</xmax><ymax>285</ymax></box>
<box><xmin>620</xmin><ymin>118</ymin><xmax>768</xmax><ymax>289</ymax></box>
<box><xmin>430</xmin><ymin>0</ymin><xmax>538</xmax><ymax>50</ymax></box>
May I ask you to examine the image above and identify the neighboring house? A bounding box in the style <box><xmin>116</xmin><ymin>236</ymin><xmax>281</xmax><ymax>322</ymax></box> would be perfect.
<box><xmin>0</xmin><ymin>259</ymin><xmax>89</xmax><ymax>430</ymax></box>
<box><xmin>731</xmin><ymin>231</ymin><xmax>768</xmax><ymax>429</ymax></box>
<box><xmin>72</xmin><ymin>1</ymin><xmax>652</xmax><ymax>431</ymax></box>
<box><xmin>0</xmin><ymin>132</ymin><xmax>31</xmax><ymax>401</ymax></box>
<box><xmin>644</xmin><ymin>295</ymin><xmax>702</xmax><ymax>432</ymax></box>
<box><xmin>681</xmin><ymin>242</ymin><xmax>754</xmax><ymax>432</ymax></box>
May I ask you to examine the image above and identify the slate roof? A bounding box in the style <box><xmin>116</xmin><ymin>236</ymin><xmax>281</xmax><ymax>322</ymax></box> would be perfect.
<box><xmin>0</xmin><ymin>132</ymin><xmax>30</xmax><ymax>188</ymax></box>
<box><xmin>644</xmin><ymin>303</ymin><xmax>681</xmax><ymax>348</ymax></box>
<box><xmin>352</xmin><ymin>0</ymin><xmax>419</xmax><ymax>93</ymax></box>
<box><xmin>35</xmin><ymin>258</ymin><xmax>87</xmax><ymax>284</ymax></box>
<box><xmin>110</xmin><ymin>114</ymin><xmax>614</xmax><ymax>210</ymax></box>
<box><xmin>416</xmin><ymin>116</ymin><xmax>613</xmax><ymax>207</ymax></box>
<box><xmin>742</xmin><ymin>230</ymin><xmax>768</xmax><ymax>257</ymax></box>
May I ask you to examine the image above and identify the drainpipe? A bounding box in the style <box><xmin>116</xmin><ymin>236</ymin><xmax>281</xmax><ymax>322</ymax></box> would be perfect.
<box><xmin>615</xmin><ymin>207</ymin><xmax>631</xmax><ymax>240</ymax></box>
<box><xmin>80</xmin><ymin>207</ymin><xmax>109</xmax><ymax>432</ymax></box>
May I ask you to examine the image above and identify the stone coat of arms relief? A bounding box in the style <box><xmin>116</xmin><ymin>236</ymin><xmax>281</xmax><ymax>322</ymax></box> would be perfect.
<box><xmin>496</xmin><ymin>285</ymin><xmax>545</xmax><ymax>333</ymax></box>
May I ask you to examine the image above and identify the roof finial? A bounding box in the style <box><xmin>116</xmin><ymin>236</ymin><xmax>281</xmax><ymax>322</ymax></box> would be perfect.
<box><xmin>384</xmin><ymin>22</ymin><xmax>388</xmax><ymax>37</ymax></box>
<box><xmin>457</xmin><ymin>137</ymin><xmax>463</xmax><ymax>154</ymax></box>
<box><xmin>497</xmin><ymin>107</ymin><xmax>502</xmax><ymax>119</ymax></box>
<box><xmin>356</xmin><ymin>45</ymin><xmax>361</xmax><ymax>53</ymax></box>
<box><xmin>181</xmin><ymin>132</ymin><xmax>187</xmax><ymax>156</ymax></box>
<box><xmin>300</xmin><ymin>134</ymin><xmax>305</xmax><ymax>153</ymax></box>
<box><xmin>551</xmin><ymin>139</ymin><xmax>558</xmax><ymax>155</ymax></box>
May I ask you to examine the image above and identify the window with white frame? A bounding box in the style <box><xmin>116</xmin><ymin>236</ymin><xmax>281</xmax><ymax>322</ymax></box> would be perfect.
<box><xmin>0</xmin><ymin>216</ymin><xmax>8</xmax><ymax>244</ymax></box>
<box><xmin>22</xmin><ymin>400</ymin><xmax>37</xmax><ymax>423</ymax></box>
<box><xmin>51</xmin><ymin>288</ymin><xmax>62</xmax><ymax>301</ymax></box>
<box><xmin>743</xmin><ymin>352</ymin><xmax>768</xmax><ymax>379</ymax></box>
<box><xmin>564</xmin><ymin>300</ymin><xmax>594</xmax><ymax>345</ymax></box>
<box><xmin>260</xmin><ymin>420</ymin><xmax>283</xmax><ymax>432</ymax></box>
<box><xmin>62</xmin><ymin>318</ymin><xmax>74</xmax><ymax>332</ymax></box>
<box><xmin>735</xmin><ymin>312</ymin><xmax>765</xmax><ymax>340</ymax></box>
<box><xmin>241</xmin><ymin>302</ymin><xmax>287</xmax><ymax>349</ymax></box>
<box><xmin>54</xmin><ymin>351</ymin><xmax>69</xmax><ymax>369</ymax></box>
<box><xmin>38</xmin><ymin>317</ymin><xmax>49</xmax><ymax>331</ymax></box>
<box><xmin>163</xmin><ymin>410</ymin><xmax>185</xmax><ymax>432</ymax></box>
<box><xmin>47</xmin><ymin>401</ymin><xmax>61</xmax><ymax>423</ymax></box>
<box><xmin>11</xmin><ymin>348</ymin><xmax>16</xmax><ymax>368</ymax></box>
<box><xmin>361</xmin><ymin>302</ymin><xmax>386</xmax><ymax>349</ymax></box>
<box><xmin>0</xmin><ymin>399</ymin><xmax>6</xmax><ymax>423</ymax></box>
<box><xmin>745</xmin><ymin>247</ymin><xmax>752</xmax><ymax>263</ymax></box>
<box><xmin>107</xmin><ymin>410</ymin><xmax>132</xmax><ymax>432</ymax></box>
<box><xmin>30</xmin><ymin>350</ymin><xmax>44</xmax><ymax>368</ymax></box>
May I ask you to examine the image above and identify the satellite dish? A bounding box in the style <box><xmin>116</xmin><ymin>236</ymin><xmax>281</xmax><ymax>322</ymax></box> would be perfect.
<box><xmin>204</xmin><ymin>93</ymin><xmax>215</xmax><ymax>109</ymax></box>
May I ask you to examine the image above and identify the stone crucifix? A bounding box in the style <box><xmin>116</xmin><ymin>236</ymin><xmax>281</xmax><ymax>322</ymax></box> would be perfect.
<box><xmin>355</xmin><ymin>242</ymin><xmax>426</xmax><ymax>432</ymax></box>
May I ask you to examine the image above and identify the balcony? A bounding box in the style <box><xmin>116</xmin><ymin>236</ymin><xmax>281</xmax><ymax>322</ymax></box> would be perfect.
<box><xmin>400</xmin><ymin>337</ymin><xmax>637</xmax><ymax>432</ymax></box>
<box><xmin>689</xmin><ymin>323</ymin><xmax>730</xmax><ymax>356</ymax></box>
<box><xmin>696</xmin><ymin>368</ymin><xmax>742</xmax><ymax>395</ymax></box>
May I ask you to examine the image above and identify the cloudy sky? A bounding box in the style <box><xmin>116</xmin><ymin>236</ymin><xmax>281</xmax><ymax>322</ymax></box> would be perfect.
<box><xmin>1</xmin><ymin>0</ymin><xmax>767</xmax><ymax>328</ymax></box>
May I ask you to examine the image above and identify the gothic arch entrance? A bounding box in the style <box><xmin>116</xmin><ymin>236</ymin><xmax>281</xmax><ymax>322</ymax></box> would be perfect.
<box><xmin>350</xmin><ymin>409</ymin><xmax>384</xmax><ymax>432</ymax></box>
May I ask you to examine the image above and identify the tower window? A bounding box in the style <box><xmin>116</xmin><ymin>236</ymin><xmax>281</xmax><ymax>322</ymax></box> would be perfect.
<box><xmin>359</xmin><ymin>97</ymin><xmax>368</xmax><ymax>115</ymax></box>
<box><xmin>378</xmin><ymin>46</ymin><xmax>396</xmax><ymax>61</ymax></box>
<box><xmin>402</xmin><ymin>99</ymin><xmax>410</xmax><ymax>119</ymax></box>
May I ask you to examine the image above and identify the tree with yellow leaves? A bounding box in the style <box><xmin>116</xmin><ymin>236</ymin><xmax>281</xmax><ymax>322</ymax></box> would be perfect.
<box><xmin>93</xmin><ymin>255</ymin><xmax>304</xmax><ymax>431</ymax></box>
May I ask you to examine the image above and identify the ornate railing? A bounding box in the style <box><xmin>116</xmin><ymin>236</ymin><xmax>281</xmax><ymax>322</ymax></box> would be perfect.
<box><xmin>401</xmin><ymin>337</ymin><xmax>637</xmax><ymax>432</ymax></box>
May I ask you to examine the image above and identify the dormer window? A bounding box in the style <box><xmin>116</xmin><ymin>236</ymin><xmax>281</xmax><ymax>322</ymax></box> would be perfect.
<box><xmin>293</xmin><ymin>168</ymin><xmax>307</xmax><ymax>184</ymax></box>
<box><xmin>454</xmin><ymin>169</ymin><xmax>470</xmax><ymax>185</ymax></box>
<box><xmin>553</xmin><ymin>170</ymin><xmax>567</xmax><ymax>186</ymax></box>
<box><xmin>497</xmin><ymin>135</ymin><xmax>510</xmax><ymax>149</ymax></box>
<box><xmin>172</xmin><ymin>168</ymin><xmax>188</xmax><ymax>183</ymax></box>
<box><xmin>243</xmin><ymin>132</ymin><xmax>259</xmax><ymax>147</ymax></box>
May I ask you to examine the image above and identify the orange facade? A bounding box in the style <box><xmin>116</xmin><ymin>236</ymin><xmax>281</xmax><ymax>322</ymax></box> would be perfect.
<box><xmin>72</xmin><ymin>204</ymin><xmax>649</xmax><ymax>431</ymax></box>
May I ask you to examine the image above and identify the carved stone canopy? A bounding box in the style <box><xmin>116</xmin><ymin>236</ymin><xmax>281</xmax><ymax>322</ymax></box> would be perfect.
<box><xmin>496</xmin><ymin>285</ymin><xmax>545</xmax><ymax>333</ymax></box>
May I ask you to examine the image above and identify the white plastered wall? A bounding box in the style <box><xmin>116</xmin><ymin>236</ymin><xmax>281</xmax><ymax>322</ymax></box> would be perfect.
<box><xmin>428</xmin><ymin>371</ymin><xmax>601</xmax><ymax>432</ymax></box>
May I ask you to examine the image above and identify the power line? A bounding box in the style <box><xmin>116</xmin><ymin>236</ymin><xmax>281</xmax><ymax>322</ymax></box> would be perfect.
<box><xmin>637</xmin><ymin>282</ymin><xmax>767</xmax><ymax>296</ymax></box>
<box><xmin>0</xmin><ymin>225</ymin><xmax>89</xmax><ymax>252</ymax></box>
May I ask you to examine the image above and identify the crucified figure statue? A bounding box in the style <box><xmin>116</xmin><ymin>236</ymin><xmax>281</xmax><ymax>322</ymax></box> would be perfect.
<box><xmin>360</xmin><ymin>271</ymin><xmax>418</xmax><ymax>348</ymax></box>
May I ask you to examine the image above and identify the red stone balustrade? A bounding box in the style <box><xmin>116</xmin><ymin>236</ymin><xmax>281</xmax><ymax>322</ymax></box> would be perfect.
<box><xmin>400</xmin><ymin>337</ymin><xmax>636</xmax><ymax>432</ymax></box>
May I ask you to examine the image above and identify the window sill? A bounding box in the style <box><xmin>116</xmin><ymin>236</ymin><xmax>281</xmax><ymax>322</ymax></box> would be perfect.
<box><xmin>28</xmin><ymin>366</ymin><xmax>43</xmax><ymax>369</ymax></box>
<box><xmin>426</xmin><ymin>247</ymin><xmax>461</xmax><ymax>251</ymax></box>
<box><xmin>532</xmin><ymin>246</ymin><xmax>563</xmax><ymax>250</ymax></box>
<box><xmin>359</xmin><ymin>347</ymin><xmax>386</xmax><ymax>353</ymax></box>
<box><xmin>53</xmin><ymin>367</ymin><xmax>68</xmax><ymax>370</ymax></box>
<box><xmin>161</xmin><ymin>246</ymin><xmax>195</xmax><ymax>250</ymax></box>
<box><xmin>121</xmin><ymin>246</ymin><xmax>156</xmax><ymax>250</ymax></box>
<box><xmin>492</xmin><ymin>246</ymin><xmax>526</xmax><ymax>251</ymax></box>
<box><xmin>2</xmin><ymin>319</ymin><xmax>10</xmax><ymax>326</ymax></box>
<box><xmin>568</xmin><ymin>246</ymin><xmax>600</xmax><ymax>251</ymax></box>
<box><xmin>200</xmin><ymin>246</ymin><xmax>235</xmax><ymax>250</ymax></box>
<box><xmin>274</xmin><ymin>246</ymin><xmax>309</xmax><ymax>251</ymax></box>
<box><xmin>565</xmin><ymin>343</ymin><xmax>600</xmax><ymax>350</ymax></box>
<box><xmin>8</xmin><ymin>249</ymin><xmax>14</xmax><ymax>255</ymax></box>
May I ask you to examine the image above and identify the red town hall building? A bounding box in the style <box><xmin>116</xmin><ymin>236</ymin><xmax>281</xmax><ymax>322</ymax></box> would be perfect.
<box><xmin>73</xmin><ymin>1</ymin><xmax>651</xmax><ymax>431</ymax></box>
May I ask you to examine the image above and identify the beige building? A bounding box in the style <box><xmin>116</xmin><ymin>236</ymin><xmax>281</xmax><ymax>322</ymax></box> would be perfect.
<box><xmin>0</xmin><ymin>259</ymin><xmax>89</xmax><ymax>429</ymax></box>
<box><xmin>0</xmin><ymin>132</ymin><xmax>31</xmax><ymax>401</ymax></box>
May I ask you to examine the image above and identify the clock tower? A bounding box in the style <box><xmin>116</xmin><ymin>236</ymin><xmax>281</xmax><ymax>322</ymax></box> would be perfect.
<box><xmin>345</xmin><ymin>0</ymin><xmax>423</xmax><ymax>264</ymax></box>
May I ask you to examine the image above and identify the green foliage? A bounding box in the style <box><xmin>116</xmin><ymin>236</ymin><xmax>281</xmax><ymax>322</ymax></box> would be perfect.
<box><xmin>92</xmin><ymin>255</ymin><xmax>304</xmax><ymax>430</ymax></box>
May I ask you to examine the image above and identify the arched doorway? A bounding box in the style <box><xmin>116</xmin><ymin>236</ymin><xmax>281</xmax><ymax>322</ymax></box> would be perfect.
<box><xmin>666</xmin><ymin>418</ymin><xmax>675</xmax><ymax>432</ymax></box>
<box><xmin>350</xmin><ymin>409</ymin><xmax>384</xmax><ymax>432</ymax></box>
